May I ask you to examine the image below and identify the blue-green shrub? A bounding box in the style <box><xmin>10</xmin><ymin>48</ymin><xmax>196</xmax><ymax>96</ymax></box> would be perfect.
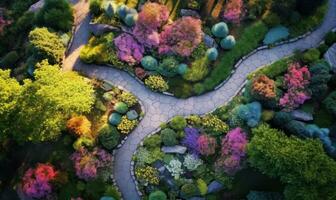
<box><xmin>149</xmin><ymin>190</ymin><xmax>167</xmax><ymax>200</ymax></box>
<box><xmin>161</xmin><ymin>128</ymin><xmax>178</xmax><ymax>146</ymax></box>
<box><xmin>126</xmin><ymin>110</ymin><xmax>138</xmax><ymax>120</ymax></box>
<box><xmin>177</xmin><ymin>64</ymin><xmax>188</xmax><ymax>75</ymax></box>
<box><xmin>114</xmin><ymin>102</ymin><xmax>128</xmax><ymax>114</ymax></box>
<box><xmin>141</xmin><ymin>56</ymin><xmax>158</xmax><ymax>71</ymax></box>
<box><xmin>263</xmin><ymin>25</ymin><xmax>289</xmax><ymax>45</ymax></box>
<box><xmin>211</xmin><ymin>22</ymin><xmax>229</xmax><ymax>38</ymax></box>
<box><xmin>206</xmin><ymin>48</ymin><xmax>218</xmax><ymax>61</ymax></box>
<box><xmin>104</xmin><ymin>2</ymin><xmax>115</xmax><ymax>18</ymax></box>
<box><xmin>98</xmin><ymin>125</ymin><xmax>120</xmax><ymax>150</ymax></box>
<box><xmin>220</xmin><ymin>35</ymin><xmax>236</xmax><ymax>50</ymax></box>
<box><xmin>230</xmin><ymin>101</ymin><xmax>262</xmax><ymax>128</ymax></box>
<box><xmin>124</xmin><ymin>13</ymin><xmax>138</xmax><ymax>26</ymax></box>
<box><xmin>109</xmin><ymin>112</ymin><xmax>122</xmax><ymax>125</ymax></box>
<box><xmin>117</xmin><ymin>4</ymin><xmax>128</xmax><ymax>19</ymax></box>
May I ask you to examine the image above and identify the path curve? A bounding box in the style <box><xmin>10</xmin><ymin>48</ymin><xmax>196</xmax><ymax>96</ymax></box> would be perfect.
<box><xmin>63</xmin><ymin>0</ymin><xmax>336</xmax><ymax>199</ymax></box>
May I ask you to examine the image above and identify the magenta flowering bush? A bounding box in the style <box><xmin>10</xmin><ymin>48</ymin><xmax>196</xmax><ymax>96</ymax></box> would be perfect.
<box><xmin>133</xmin><ymin>2</ymin><xmax>169</xmax><ymax>48</ymax></box>
<box><xmin>216</xmin><ymin>128</ymin><xmax>247</xmax><ymax>175</ymax></box>
<box><xmin>279</xmin><ymin>63</ymin><xmax>311</xmax><ymax>111</ymax></box>
<box><xmin>223</xmin><ymin>0</ymin><xmax>244</xmax><ymax>23</ymax></box>
<box><xmin>197</xmin><ymin>134</ymin><xmax>217</xmax><ymax>156</ymax></box>
<box><xmin>182</xmin><ymin>127</ymin><xmax>201</xmax><ymax>156</ymax></box>
<box><xmin>114</xmin><ymin>33</ymin><xmax>144</xmax><ymax>65</ymax></box>
<box><xmin>159</xmin><ymin>17</ymin><xmax>203</xmax><ymax>57</ymax></box>
<box><xmin>70</xmin><ymin>147</ymin><xmax>112</xmax><ymax>181</ymax></box>
<box><xmin>22</xmin><ymin>163</ymin><xmax>58</xmax><ymax>199</ymax></box>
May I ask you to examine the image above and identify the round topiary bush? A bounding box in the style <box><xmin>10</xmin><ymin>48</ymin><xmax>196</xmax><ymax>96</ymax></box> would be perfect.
<box><xmin>109</xmin><ymin>112</ymin><xmax>122</xmax><ymax>125</ymax></box>
<box><xmin>170</xmin><ymin>116</ymin><xmax>187</xmax><ymax>130</ymax></box>
<box><xmin>206</xmin><ymin>48</ymin><xmax>218</xmax><ymax>61</ymax></box>
<box><xmin>124</xmin><ymin>13</ymin><xmax>138</xmax><ymax>27</ymax></box>
<box><xmin>211</xmin><ymin>22</ymin><xmax>229</xmax><ymax>38</ymax></box>
<box><xmin>114</xmin><ymin>102</ymin><xmax>129</xmax><ymax>114</ymax></box>
<box><xmin>141</xmin><ymin>56</ymin><xmax>158</xmax><ymax>71</ymax></box>
<box><xmin>149</xmin><ymin>190</ymin><xmax>167</xmax><ymax>200</ymax></box>
<box><xmin>117</xmin><ymin>4</ymin><xmax>128</xmax><ymax>19</ymax></box>
<box><xmin>126</xmin><ymin>110</ymin><xmax>138</xmax><ymax>120</ymax></box>
<box><xmin>160</xmin><ymin>128</ymin><xmax>177</xmax><ymax>146</ymax></box>
<box><xmin>177</xmin><ymin>63</ymin><xmax>188</xmax><ymax>75</ymax></box>
<box><xmin>98</xmin><ymin>125</ymin><xmax>120</xmax><ymax>150</ymax></box>
<box><xmin>220</xmin><ymin>35</ymin><xmax>236</xmax><ymax>50</ymax></box>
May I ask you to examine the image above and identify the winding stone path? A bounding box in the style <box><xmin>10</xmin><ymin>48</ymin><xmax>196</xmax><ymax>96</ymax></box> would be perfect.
<box><xmin>63</xmin><ymin>0</ymin><xmax>336</xmax><ymax>199</ymax></box>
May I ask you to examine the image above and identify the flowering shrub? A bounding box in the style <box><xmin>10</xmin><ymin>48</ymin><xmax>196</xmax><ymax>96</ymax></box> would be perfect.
<box><xmin>252</xmin><ymin>75</ymin><xmax>276</xmax><ymax>99</ymax></box>
<box><xmin>159</xmin><ymin>17</ymin><xmax>203</xmax><ymax>57</ymax></box>
<box><xmin>182</xmin><ymin>127</ymin><xmax>200</xmax><ymax>155</ymax></box>
<box><xmin>223</xmin><ymin>0</ymin><xmax>244</xmax><ymax>23</ymax></box>
<box><xmin>197</xmin><ymin>135</ymin><xmax>217</xmax><ymax>156</ymax></box>
<box><xmin>166</xmin><ymin>159</ymin><xmax>184</xmax><ymax>179</ymax></box>
<box><xmin>202</xmin><ymin>114</ymin><xmax>229</xmax><ymax>135</ymax></box>
<box><xmin>216</xmin><ymin>128</ymin><xmax>248</xmax><ymax>175</ymax></box>
<box><xmin>135</xmin><ymin>166</ymin><xmax>160</xmax><ymax>185</ymax></box>
<box><xmin>183</xmin><ymin>154</ymin><xmax>203</xmax><ymax>171</ymax></box>
<box><xmin>70</xmin><ymin>147</ymin><xmax>112</xmax><ymax>181</ymax></box>
<box><xmin>279</xmin><ymin>63</ymin><xmax>311</xmax><ymax>111</ymax></box>
<box><xmin>144</xmin><ymin>75</ymin><xmax>169</xmax><ymax>92</ymax></box>
<box><xmin>133</xmin><ymin>2</ymin><xmax>169</xmax><ymax>48</ymax></box>
<box><xmin>22</xmin><ymin>163</ymin><xmax>58</xmax><ymax>199</ymax></box>
<box><xmin>114</xmin><ymin>33</ymin><xmax>144</xmax><ymax>65</ymax></box>
<box><xmin>117</xmin><ymin>116</ymin><xmax>138</xmax><ymax>134</ymax></box>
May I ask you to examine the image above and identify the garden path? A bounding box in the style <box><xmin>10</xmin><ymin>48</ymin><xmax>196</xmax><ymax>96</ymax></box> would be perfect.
<box><xmin>63</xmin><ymin>0</ymin><xmax>336</xmax><ymax>199</ymax></box>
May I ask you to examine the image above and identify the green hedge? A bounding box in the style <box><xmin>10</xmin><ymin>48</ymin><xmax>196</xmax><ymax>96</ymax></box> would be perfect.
<box><xmin>202</xmin><ymin>22</ymin><xmax>268</xmax><ymax>91</ymax></box>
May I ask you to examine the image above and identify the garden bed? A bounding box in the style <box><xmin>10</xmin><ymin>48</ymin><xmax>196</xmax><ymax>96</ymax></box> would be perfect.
<box><xmin>80</xmin><ymin>0</ymin><xmax>329</xmax><ymax>98</ymax></box>
<box><xmin>131</xmin><ymin>41</ymin><xmax>336</xmax><ymax>199</ymax></box>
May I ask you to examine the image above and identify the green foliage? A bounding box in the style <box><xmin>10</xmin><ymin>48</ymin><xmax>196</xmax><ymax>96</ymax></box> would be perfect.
<box><xmin>104</xmin><ymin>185</ymin><xmax>122</xmax><ymax>200</ymax></box>
<box><xmin>149</xmin><ymin>190</ymin><xmax>167</xmax><ymax>200</ymax></box>
<box><xmin>118</xmin><ymin>91</ymin><xmax>137</xmax><ymax>107</ymax></box>
<box><xmin>183</xmin><ymin>57</ymin><xmax>209</xmax><ymax>82</ymax></box>
<box><xmin>29</xmin><ymin>27</ymin><xmax>65</xmax><ymax>64</ymax></box>
<box><xmin>170</xmin><ymin>116</ymin><xmax>187</xmax><ymax>130</ymax></box>
<box><xmin>0</xmin><ymin>51</ymin><xmax>19</xmax><ymax>68</ymax></box>
<box><xmin>114</xmin><ymin>102</ymin><xmax>128</xmax><ymax>114</ymax></box>
<box><xmin>193</xmin><ymin>83</ymin><xmax>205</xmax><ymax>95</ymax></box>
<box><xmin>220</xmin><ymin>35</ymin><xmax>236</xmax><ymax>50</ymax></box>
<box><xmin>135</xmin><ymin>147</ymin><xmax>164</xmax><ymax>166</ymax></box>
<box><xmin>0</xmin><ymin>70</ymin><xmax>22</xmax><ymax>138</ymax></box>
<box><xmin>309</xmin><ymin>60</ymin><xmax>331</xmax><ymax>101</ymax></box>
<box><xmin>323</xmin><ymin>91</ymin><xmax>336</xmax><ymax>117</ymax></box>
<box><xmin>157</xmin><ymin>56</ymin><xmax>179</xmax><ymax>77</ymax></box>
<box><xmin>211</xmin><ymin>22</ymin><xmax>229</xmax><ymax>38</ymax></box>
<box><xmin>7</xmin><ymin>61</ymin><xmax>94</xmax><ymax>142</ymax></box>
<box><xmin>98</xmin><ymin>124</ymin><xmax>120</xmax><ymax>150</ymax></box>
<box><xmin>73</xmin><ymin>136</ymin><xmax>95</xmax><ymax>150</ymax></box>
<box><xmin>181</xmin><ymin>183</ymin><xmax>199</xmax><ymax>198</ymax></box>
<box><xmin>202</xmin><ymin>22</ymin><xmax>268</xmax><ymax>91</ymax></box>
<box><xmin>145</xmin><ymin>75</ymin><xmax>169</xmax><ymax>92</ymax></box>
<box><xmin>197</xmin><ymin>179</ymin><xmax>207</xmax><ymax>195</ymax></box>
<box><xmin>302</xmin><ymin>48</ymin><xmax>320</xmax><ymax>63</ymax></box>
<box><xmin>143</xmin><ymin>134</ymin><xmax>161</xmax><ymax>149</ymax></box>
<box><xmin>141</xmin><ymin>56</ymin><xmax>158</xmax><ymax>71</ymax></box>
<box><xmin>35</xmin><ymin>0</ymin><xmax>73</xmax><ymax>32</ymax></box>
<box><xmin>161</xmin><ymin>128</ymin><xmax>178</xmax><ymax>146</ymax></box>
<box><xmin>191</xmin><ymin>42</ymin><xmax>207</xmax><ymax>60</ymax></box>
<box><xmin>248</xmin><ymin>124</ymin><xmax>336</xmax><ymax>200</ymax></box>
<box><xmin>90</xmin><ymin>0</ymin><xmax>103</xmax><ymax>16</ymax></box>
<box><xmin>325</xmin><ymin>31</ymin><xmax>336</xmax><ymax>46</ymax></box>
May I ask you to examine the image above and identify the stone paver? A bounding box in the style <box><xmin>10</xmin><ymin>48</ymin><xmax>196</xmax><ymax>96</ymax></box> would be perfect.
<box><xmin>63</xmin><ymin>0</ymin><xmax>336</xmax><ymax>199</ymax></box>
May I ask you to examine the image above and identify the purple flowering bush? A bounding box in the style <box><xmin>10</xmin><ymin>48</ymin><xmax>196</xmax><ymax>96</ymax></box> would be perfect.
<box><xmin>182</xmin><ymin>127</ymin><xmax>201</xmax><ymax>156</ymax></box>
<box><xmin>114</xmin><ymin>33</ymin><xmax>144</xmax><ymax>65</ymax></box>
<box><xmin>216</xmin><ymin>128</ymin><xmax>248</xmax><ymax>175</ymax></box>
<box><xmin>70</xmin><ymin>147</ymin><xmax>112</xmax><ymax>181</ymax></box>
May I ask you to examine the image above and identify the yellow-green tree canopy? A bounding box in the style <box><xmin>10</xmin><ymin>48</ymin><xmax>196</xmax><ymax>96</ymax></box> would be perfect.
<box><xmin>0</xmin><ymin>60</ymin><xmax>95</xmax><ymax>142</ymax></box>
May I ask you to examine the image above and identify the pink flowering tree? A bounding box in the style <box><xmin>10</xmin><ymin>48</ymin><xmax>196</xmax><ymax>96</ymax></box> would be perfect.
<box><xmin>70</xmin><ymin>147</ymin><xmax>112</xmax><ymax>181</ymax></box>
<box><xmin>216</xmin><ymin>128</ymin><xmax>247</xmax><ymax>175</ymax></box>
<box><xmin>197</xmin><ymin>134</ymin><xmax>217</xmax><ymax>156</ymax></box>
<box><xmin>159</xmin><ymin>16</ymin><xmax>203</xmax><ymax>57</ymax></box>
<box><xmin>114</xmin><ymin>33</ymin><xmax>144</xmax><ymax>65</ymax></box>
<box><xmin>279</xmin><ymin>62</ymin><xmax>311</xmax><ymax>111</ymax></box>
<box><xmin>22</xmin><ymin>163</ymin><xmax>58</xmax><ymax>199</ymax></box>
<box><xmin>132</xmin><ymin>2</ymin><xmax>169</xmax><ymax>48</ymax></box>
<box><xmin>223</xmin><ymin>0</ymin><xmax>244</xmax><ymax>23</ymax></box>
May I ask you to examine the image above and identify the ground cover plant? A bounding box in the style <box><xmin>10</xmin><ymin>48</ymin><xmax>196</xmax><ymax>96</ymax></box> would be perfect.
<box><xmin>133</xmin><ymin>42</ymin><xmax>336</xmax><ymax>199</ymax></box>
<box><xmin>80</xmin><ymin>0</ymin><xmax>328</xmax><ymax>98</ymax></box>
<box><xmin>0</xmin><ymin>60</ymin><xmax>143</xmax><ymax>199</ymax></box>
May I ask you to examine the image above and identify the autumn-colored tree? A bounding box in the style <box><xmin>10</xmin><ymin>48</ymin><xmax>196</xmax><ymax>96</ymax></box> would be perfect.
<box><xmin>251</xmin><ymin>75</ymin><xmax>276</xmax><ymax>99</ymax></box>
<box><xmin>66</xmin><ymin>116</ymin><xmax>92</xmax><ymax>137</ymax></box>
